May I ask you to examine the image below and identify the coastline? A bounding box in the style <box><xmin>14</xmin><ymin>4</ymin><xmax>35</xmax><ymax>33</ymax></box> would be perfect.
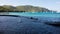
<box><xmin>0</xmin><ymin>15</ymin><xmax>60</xmax><ymax>34</ymax></box>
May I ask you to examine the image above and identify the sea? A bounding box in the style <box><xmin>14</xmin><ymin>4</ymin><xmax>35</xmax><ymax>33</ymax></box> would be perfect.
<box><xmin>0</xmin><ymin>12</ymin><xmax>60</xmax><ymax>34</ymax></box>
<box><xmin>9</xmin><ymin>12</ymin><xmax>60</xmax><ymax>23</ymax></box>
<box><xmin>9</xmin><ymin>12</ymin><xmax>60</xmax><ymax>18</ymax></box>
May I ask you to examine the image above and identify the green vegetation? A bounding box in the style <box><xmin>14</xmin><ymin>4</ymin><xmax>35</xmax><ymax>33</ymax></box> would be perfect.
<box><xmin>0</xmin><ymin>5</ymin><xmax>52</xmax><ymax>12</ymax></box>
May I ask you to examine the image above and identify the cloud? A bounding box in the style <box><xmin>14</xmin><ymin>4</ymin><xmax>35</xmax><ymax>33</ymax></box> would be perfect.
<box><xmin>0</xmin><ymin>0</ymin><xmax>19</xmax><ymax>6</ymax></box>
<box><xmin>56</xmin><ymin>2</ymin><xmax>60</xmax><ymax>4</ymax></box>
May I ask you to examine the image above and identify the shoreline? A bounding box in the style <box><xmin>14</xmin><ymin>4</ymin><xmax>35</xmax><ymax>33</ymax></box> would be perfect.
<box><xmin>0</xmin><ymin>15</ymin><xmax>60</xmax><ymax>34</ymax></box>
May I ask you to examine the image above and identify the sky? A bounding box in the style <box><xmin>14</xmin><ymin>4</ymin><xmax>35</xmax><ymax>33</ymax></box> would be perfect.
<box><xmin>0</xmin><ymin>0</ymin><xmax>60</xmax><ymax>12</ymax></box>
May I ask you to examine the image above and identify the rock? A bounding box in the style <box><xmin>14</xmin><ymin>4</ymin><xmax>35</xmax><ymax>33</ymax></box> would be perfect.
<box><xmin>0</xmin><ymin>15</ymin><xmax>60</xmax><ymax>34</ymax></box>
<box><xmin>30</xmin><ymin>17</ymin><xmax>38</xmax><ymax>20</ymax></box>
<box><xmin>45</xmin><ymin>21</ymin><xmax>60</xmax><ymax>27</ymax></box>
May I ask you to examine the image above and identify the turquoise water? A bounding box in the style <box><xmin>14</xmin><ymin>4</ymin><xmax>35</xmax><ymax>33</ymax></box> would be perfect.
<box><xmin>9</xmin><ymin>12</ymin><xmax>60</xmax><ymax>18</ymax></box>
<box><xmin>1</xmin><ymin>12</ymin><xmax>60</xmax><ymax>34</ymax></box>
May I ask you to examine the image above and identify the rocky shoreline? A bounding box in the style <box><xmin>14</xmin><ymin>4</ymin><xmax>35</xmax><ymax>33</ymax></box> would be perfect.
<box><xmin>0</xmin><ymin>15</ymin><xmax>60</xmax><ymax>34</ymax></box>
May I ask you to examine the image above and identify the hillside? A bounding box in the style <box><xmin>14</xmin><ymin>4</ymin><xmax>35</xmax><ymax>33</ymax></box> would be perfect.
<box><xmin>0</xmin><ymin>5</ymin><xmax>51</xmax><ymax>12</ymax></box>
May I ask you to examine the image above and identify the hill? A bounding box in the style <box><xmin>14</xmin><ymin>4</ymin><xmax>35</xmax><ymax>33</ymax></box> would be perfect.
<box><xmin>0</xmin><ymin>5</ymin><xmax>51</xmax><ymax>12</ymax></box>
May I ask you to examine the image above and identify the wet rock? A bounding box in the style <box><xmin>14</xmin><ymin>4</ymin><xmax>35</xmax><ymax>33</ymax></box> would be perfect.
<box><xmin>0</xmin><ymin>16</ymin><xmax>60</xmax><ymax>34</ymax></box>
<box><xmin>45</xmin><ymin>21</ymin><xmax>60</xmax><ymax>27</ymax></box>
<box><xmin>30</xmin><ymin>17</ymin><xmax>38</xmax><ymax>20</ymax></box>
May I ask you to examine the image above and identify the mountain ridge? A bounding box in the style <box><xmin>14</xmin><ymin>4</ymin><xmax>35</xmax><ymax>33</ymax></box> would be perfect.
<box><xmin>0</xmin><ymin>5</ymin><xmax>53</xmax><ymax>12</ymax></box>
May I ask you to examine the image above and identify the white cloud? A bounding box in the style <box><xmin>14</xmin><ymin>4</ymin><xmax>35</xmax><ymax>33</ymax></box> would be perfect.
<box><xmin>0</xmin><ymin>0</ymin><xmax>19</xmax><ymax>6</ymax></box>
